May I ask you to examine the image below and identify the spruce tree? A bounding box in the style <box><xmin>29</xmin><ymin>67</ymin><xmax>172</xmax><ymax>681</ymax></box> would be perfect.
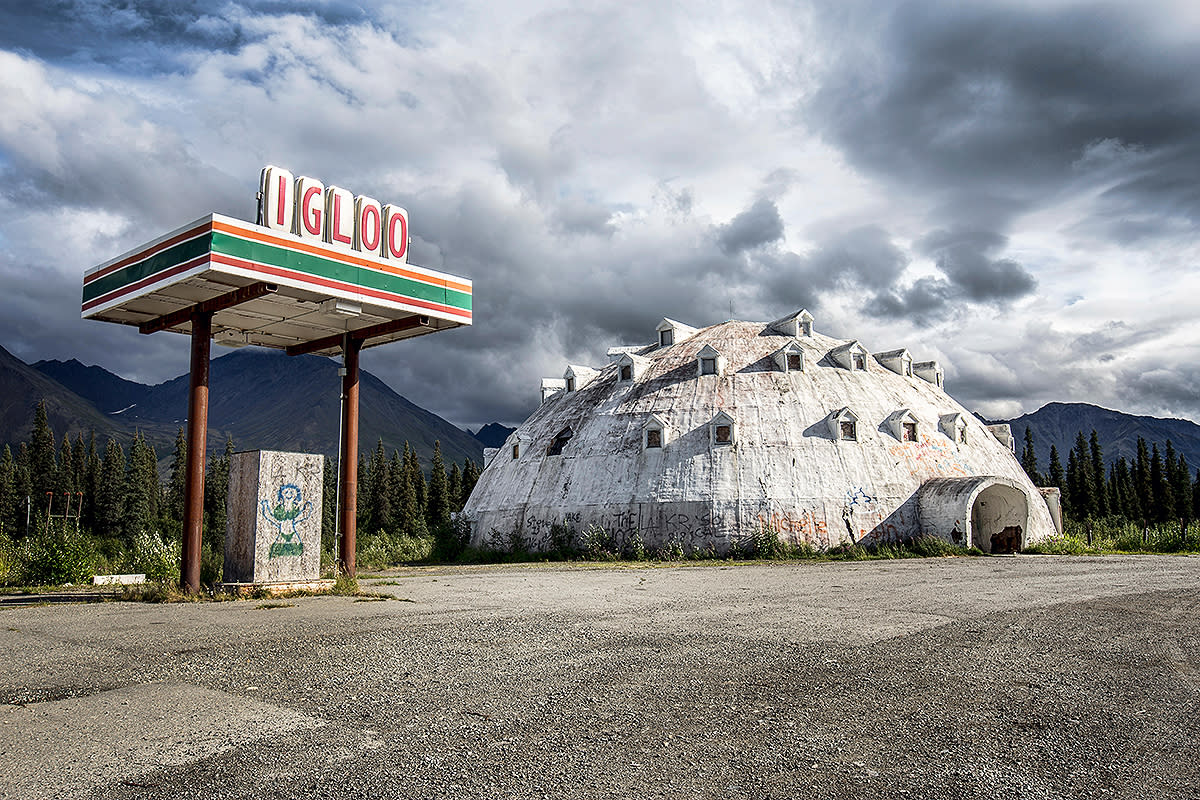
<box><xmin>97</xmin><ymin>439</ymin><xmax>126</xmax><ymax>540</ymax></box>
<box><xmin>461</xmin><ymin>459</ymin><xmax>480</xmax><ymax>505</ymax></box>
<box><xmin>205</xmin><ymin>437</ymin><xmax>233</xmax><ymax>542</ymax></box>
<box><xmin>405</xmin><ymin>446</ymin><xmax>427</xmax><ymax>516</ymax></box>
<box><xmin>29</xmin><ymin>400</ymin><xmax>57</xmax><ymax>497</ymax></box>
<box><xmin>1135</xmin><ymin>438</ymin><xmax>1152</xmax><ymax>522</ymax></box>
<box><xmin>84</xmin><ymin>433</ymin><xmax>101</xmax><ymax>535</ymax></box>
<box><xmin>426</xmin><ymin>441</ymin><xmax>450</xmax><ymax>531</ymax></box>
<box><xmin>1088</xmin><ymin>431</ymin><xmax>1106</xmax><ymax>517</ymax></box>
<box><xmin>1150</xmin><ymin>444</ymin><xmax>1173</xmax><ymax>524</ymax></box>
<box><xmin>166</xmin><ymin>428</ymin><xmax>187</xmax><ymax>525</ymax></box>
<box><xmin>1020</xmin><ymin>427</ymin><xmax>1041</xmax><ymax>485</ymax></box>
<box><xmin>0</xmin><ymin>445</ymin><xmax>15</xmax><ymax>536</ymax></box>
<box><xmin>58</xmin><ymin>434</ymin><xmax>75</xmax><ymax>495</ymax></box>
<box><xmin>122</xmin><ymin>433</ymin><xmax>160</xmax><ymax>540</ymax></box>
<box><xmin>387</xmin><ymin>451</ymin><xmax>404</xmax><ymax>534</ymax></box>
<box><xmin>1047</xmin><ymin>446</ymin><xmax>1065</xmax><ymax>491</ymax></box>
<box><xmin>72</xmin><ymin>432</ymin><xmax>87</xmax><ymax>500</ymax></box>
<box><xmin>448</xmin><ymin>462</ymin><xmax>463</xmax><ymax>512</ymax></box>
<box><xmin>397</xmin><ymin>444</ymin><xmax>424</xmax><ymax>538</ymax></box>
<box><xmin>366</xmin><ymin>439</ymin><xmax>391</xmax><ymax>535</ymax></box>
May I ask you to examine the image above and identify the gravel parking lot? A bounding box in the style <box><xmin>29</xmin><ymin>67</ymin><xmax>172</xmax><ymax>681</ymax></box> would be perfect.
<box><xmin>2</xmin><ymin>554</ymin><xmax>1199</xmax><ymax>799</ymax></box>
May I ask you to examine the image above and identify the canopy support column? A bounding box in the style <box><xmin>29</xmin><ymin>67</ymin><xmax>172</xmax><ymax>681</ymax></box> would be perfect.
<box><xmin>338</xmin><ymin>336</ymin><xmax>362</xmax><ymax>577</ymax></box>
<box><xmin>181</xmin><ymin>310</ymin><xmax>212</xmax><ymax>594</ymax></box>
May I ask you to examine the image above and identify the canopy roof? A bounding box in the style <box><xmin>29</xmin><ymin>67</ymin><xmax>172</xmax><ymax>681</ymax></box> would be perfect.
<box><xmin>82</xmin><ymin>213</ymin><xmax>472</xmax><ymax>356</ymax></box>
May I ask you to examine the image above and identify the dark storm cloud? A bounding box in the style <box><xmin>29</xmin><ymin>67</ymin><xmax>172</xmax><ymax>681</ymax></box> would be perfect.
<box><xmin>865</xmin><ymin>276</ymin><xmax>956</xmax><ymax>324</ymax></box>
<box><xmin>809</xmin><ymin>1</ymin><xmax>1200</xmax><ymax>235</ymax></box>
<box><xmin>0</xmin><ymin>0</ymin><xmax>372</xmax><ymax>71</ymax></box>
<box><xmin>717</xmin><ymin>197</ymin><xmax>785</xmax><ymax>255</ymax></box>
<box><xmin>916</xmin><ymin>228</ymin><xmax>1036</xmax><ymax>302</ymax></box>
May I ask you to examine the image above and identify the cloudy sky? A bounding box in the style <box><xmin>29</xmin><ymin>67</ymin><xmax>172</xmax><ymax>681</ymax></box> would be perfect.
<box><xmin>2</xmin><ymin>0</ymin><xmax>1198</xmax><ymax>430</ymax></box>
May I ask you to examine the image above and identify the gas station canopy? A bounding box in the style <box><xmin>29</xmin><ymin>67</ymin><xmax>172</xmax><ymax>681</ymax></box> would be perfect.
<box><xmin>81</xmin><ymin>213</ymin><xmax>472</xmax><ymax>357</ymax></box>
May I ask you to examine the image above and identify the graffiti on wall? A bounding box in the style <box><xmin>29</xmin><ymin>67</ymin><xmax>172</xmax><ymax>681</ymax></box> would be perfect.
<box><xmin>261</xmin><ymin>483</ymin><xmax>312</xmax><ymax>558</ymax></box>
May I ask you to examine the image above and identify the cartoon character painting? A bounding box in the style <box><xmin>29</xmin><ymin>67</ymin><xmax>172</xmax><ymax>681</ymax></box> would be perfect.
<box><xmin>262</xmin><ymin>483</ymin><xmax>312</xmax><ymax>558</ymax></box>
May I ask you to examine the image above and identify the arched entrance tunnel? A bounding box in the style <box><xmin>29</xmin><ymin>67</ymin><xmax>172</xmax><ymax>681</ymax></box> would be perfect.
<box><xmin>970</xmin><ymin>483</ymin><xmax>1028</xmax><ymax>554</ymax></box>
<box><xmin>918</xmin><ymin>476</ymin><xmax>1036</xmax><ymax>554</ymax></box>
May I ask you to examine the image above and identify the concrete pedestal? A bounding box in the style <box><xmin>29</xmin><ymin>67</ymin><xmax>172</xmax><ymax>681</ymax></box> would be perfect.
<box><xmin>224</xmin><ymin>450</ymin><xmax>324</xmax><ymax>585</ymax></box>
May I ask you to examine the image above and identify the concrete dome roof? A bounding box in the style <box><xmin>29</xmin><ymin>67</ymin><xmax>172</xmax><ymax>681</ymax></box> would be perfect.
<box><xmin>464</xmin><ymin>316</ymin><xmax>1058</xmax><ymax>553</ymax></box>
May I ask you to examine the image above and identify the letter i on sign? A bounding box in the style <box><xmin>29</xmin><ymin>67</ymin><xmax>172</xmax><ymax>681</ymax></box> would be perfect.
<box><xmin>355</xmin><ymin>196</ymin><xmax>382</xmax><ymax>254</ymax></box>
<box><xmin>382</xmin><ymin>204</ymin><xmax>409</xmax><ymax>263</ymax></box>
<box><xmin>260</xmin><ymin>166</ymin><xmax>294</xmax><ymax>232</ymax></box>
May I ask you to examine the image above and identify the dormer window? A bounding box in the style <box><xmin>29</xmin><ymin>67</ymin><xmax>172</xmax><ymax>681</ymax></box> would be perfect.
<box><xmin>643</xmin><ymin>413</ymin><xmax>670</xmax><ymax>451</ymax></box>
<box><xmin>886</xmin><ymin>409</ymin><xmax>920</xmax><ymax>442</ymax></box>
<box><xmin>656</xmin><ymin>318</ymin><xmax>697</xmax><ymax>350</ymax></box>
<box><xmin>615</xmin><ymin>352</ymin><xmax>651</xmax><ymax>383</ymax></box>
<box><xmin>874</xmin><ymin>348</ymin><xmax>914</xmax><ymax>377</ymax></box>
<box><xmin>563</xmin><ymin>365</ymin><xmax>598</xmax><ymax>393</ymax></box>
<box><xmin>547</xmin><ymin>427</ymin><xmax>573</xmax><ymax>456</ymax></box>
<box><xmin>828</xmin><ymin>407</ymin><xmax>860</xmax><ymax>441</ymax></box>
<box><xmin>914</xmin><ymin>361</ymin><xmax>944</xmax><ymax>388</ymax></box>
<box><xmin>696</xmin><ymin>344</ymin><xmax>725</xmax><ymax>378</ymax></box>
<box><xmin>511</xmin><ymin>443</ymin><xmax>520</xmax><ymax>459</ymax></box>
<box><xmin>710</xmin><ymin>411</ymin><xmax>736</xmax><ymax>447</ymax></box>
<box><xmin>830</xmin><ymin>341</ymin><xmax>870</xmax><ymax>371</ymax></box>
<box><xmin>766</xmin><ymin>309</ymin><xmax>814</xmax><ymax>338</ymax></box>
<box><xmin>772</xmin><ymin>340</ymin><xmax>805</xmax><ymax>373</ymax></box>
<box><xmin>940</xmin><ymin>413</ymin><xmax>968</xmax><ymax>444</ymax></box>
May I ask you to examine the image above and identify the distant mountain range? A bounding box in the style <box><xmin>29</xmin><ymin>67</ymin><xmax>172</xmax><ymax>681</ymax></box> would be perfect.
<box><xmin>999</xmin><ymin>402</ymin><xmax>1200</xmax><ymax>474</ymax></box>
<box><xmin>1</xmin><ymin>344</ymin><xmax>484</xmax><ymax>470</ymax></box>
<box><xmin>4</xmin><ymin>342</ymin><xmax>1197</xmax><ymax>480</ymax></box>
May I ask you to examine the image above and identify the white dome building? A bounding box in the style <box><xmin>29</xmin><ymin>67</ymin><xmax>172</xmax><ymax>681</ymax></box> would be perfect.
<box><xmin>464</xmin><ymin>311</ymin><xmax>1061</xmax><ymax>554</ymax></box>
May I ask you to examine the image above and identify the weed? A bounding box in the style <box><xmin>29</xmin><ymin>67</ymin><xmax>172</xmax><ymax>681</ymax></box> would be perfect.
<box><xmin>254</xmin><ymin>602</ymin><xmax>296</xmax><ymax>610</ymax></box>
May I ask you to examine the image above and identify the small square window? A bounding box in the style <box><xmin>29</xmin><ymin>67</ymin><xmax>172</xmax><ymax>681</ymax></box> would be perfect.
<box><xmin>840</xmin><ymin>421</ymin><xmax>857</xmax><ymax>441</ymax></box>
<box><xmin>646</xmin><ymin>429</ymin><xmax>662</xmax><ymax>448</ymax></box>
<box><xmin>714</xmin><ymin>424</ymin><xmax>732</xmax><ymax>444</ymax></box>
<box><xmin>660</xmin><ymin>330</ymin><xmax>674</xmax><ymax>347</ymax></box>
<box><xmin>511</xmin><ymin>443</ymin><xmax>520</xmax><ymax>459</ymax></box>
<box><xmin>700</xmin><ymin>357</ymin><xmax>717</xmax><ymax>375</ymax></box>
<box><xmin>787</xmin><ymin>353</ymin><xmax>802</xmax><ymax>371</ymax></box>
<box><xmin>852</xmin><ymin>354</ymin><xmax>866</xmax><ymax>370</ymax></box>
<box><xmin>620</xmin><ymin>364</ymin><xmax>632</xmax><ymax>381</ymax></box>
<box><xmin>902</xmin><ymin>422</ymin><xmax>917</xmax><ymax>442</ymax></box>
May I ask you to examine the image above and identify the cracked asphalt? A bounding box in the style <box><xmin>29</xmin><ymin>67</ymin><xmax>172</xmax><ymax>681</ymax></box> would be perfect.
<box><xmin>2</xmin><ymin>554</ymin><xmax>1198</xmax><ymax>799</ymax></box>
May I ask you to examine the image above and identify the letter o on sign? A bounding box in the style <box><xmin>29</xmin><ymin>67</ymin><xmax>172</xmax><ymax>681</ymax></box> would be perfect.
<box><xmin>355</xmin><ymin>196</ymin><xmax>382</xmax><ymax>254</ymax></box>
<box><xmin>383</xmin><ymin>204</ymin><xmax>409</xmax><ymax>263</ymax></box>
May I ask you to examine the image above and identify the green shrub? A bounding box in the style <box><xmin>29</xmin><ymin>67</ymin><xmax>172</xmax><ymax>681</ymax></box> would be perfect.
<box><xmin>126</xmin><ymin>529</ymin><xmax>180</xmax><ymax>584</ymax></box>
<box><xmin>357</xmin><ymin>530</ymin><xmax>435</xmax><ymax>569</ymax></box>
<box><xmin>18</xmin><ymin>520</ymin><xmax>97</xmax><ymax>586</ymax></box>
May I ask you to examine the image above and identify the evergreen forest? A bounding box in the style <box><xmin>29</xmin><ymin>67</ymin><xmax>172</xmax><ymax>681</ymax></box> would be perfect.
<box><xmin>0</xmin><ymin>400</ymin><xmax>480</xmax><ymax>587</ymax></box>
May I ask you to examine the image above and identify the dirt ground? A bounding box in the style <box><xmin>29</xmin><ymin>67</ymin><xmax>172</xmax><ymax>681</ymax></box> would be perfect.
<box><xmin>2</xmin><ymin>554</ymin><xmax>1199</xmax><ymax>799</ymax></box>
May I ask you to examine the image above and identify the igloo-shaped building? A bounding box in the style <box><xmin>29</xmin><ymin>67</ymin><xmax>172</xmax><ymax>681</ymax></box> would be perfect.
<box><xmin>463</xmin><ymin>312</ymin><xmax>1061</xmax><ymax>554</ymax></box>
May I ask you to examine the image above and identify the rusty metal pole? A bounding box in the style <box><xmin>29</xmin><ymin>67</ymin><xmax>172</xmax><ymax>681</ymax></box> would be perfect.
<box><xmin>181</xmin><ymin>310</ymin><xmax>212</xmax><ymax>593</ymax></box>
<box><xmin>338</xmin><ymin>337</ymin><xmax>362</xmax><ymax>577</ymax></box>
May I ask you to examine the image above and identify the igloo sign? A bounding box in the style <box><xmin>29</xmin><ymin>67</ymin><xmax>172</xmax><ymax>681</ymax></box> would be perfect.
<box><xmin>258</xmin><ymin>165</ymin><xmax>409</xmax><ymax>262</ymax></box>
